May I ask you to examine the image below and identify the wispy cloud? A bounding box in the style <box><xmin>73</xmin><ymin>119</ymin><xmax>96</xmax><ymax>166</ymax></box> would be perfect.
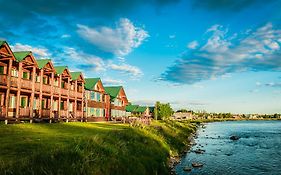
<box><xmin>109</xmin><ymin>63</ymin><xmax>143</xmax><ymax>78</ymax></box>
<box><xmin>187</xmin><ymin>40</ymin><xmax>199</xmax><ymax>49</ymax></box>
<box><xmin>161</xmin><ymin>23</ymin><xmax>281</xmax><ymax>84</ymax></box>
<box><xmin>10</xmin><ymin>43</ymin><xmax>50</xmax><ymax>57</ymax></box>
<box><xmin>103</xmin><ymin>78</ymin><xmax>124</xmax><ymax>85</ymax></box>
<box><xmin>77</xmin><ymin>18</ymin><xmax>149</xmax><ymax>56</ymax></box>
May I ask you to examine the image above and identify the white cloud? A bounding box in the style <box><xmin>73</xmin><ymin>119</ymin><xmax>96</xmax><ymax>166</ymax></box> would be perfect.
<box><xmin>187</xmin><ymin>40</ymin><xmax>199</xmax><ymax>49</ymax></box>
<box><xmin>61</xmin><ymin>34</ymin><xmax>71</xmax><ymax>38</ymax></box>
<box><xmin>10</xmin><ymin>43</ymin><xmax>50</xmax><ymax>57</ymax></box>
<box><xmin>77</xmin><ymin>18</ymin><xmax>149</xmax><ymax>56</ymax></box>
<box><xmin>162</xmin><ymin>23</ymin><xmax>281</xmax><ymax>84</ymax></box>
<box><xmin>103</xmin><ymin>78</ymin><xmax>124</xmax><ymax>85</ymax></box>
<box><xmin>61</xmin><ymin>47</ymin><xmax>106</xmax><ymax>72</ymax></box>
<box><xmin>109</xmin><ymin>63</ymin><xmax>143</xmax><ymax>78</ymax></box>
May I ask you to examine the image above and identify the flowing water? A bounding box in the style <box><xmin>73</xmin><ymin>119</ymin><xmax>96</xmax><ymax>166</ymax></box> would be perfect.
<box><xmin>176</xmin><ymin>120</ymin><xmax>281</xmax><ymax>175</ymax></box>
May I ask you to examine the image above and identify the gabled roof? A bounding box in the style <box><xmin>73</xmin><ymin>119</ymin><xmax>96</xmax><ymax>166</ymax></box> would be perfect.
<box><xmin>85</xmin><ymin>78</ymin><xmax>100</xmax><ymax>90</ymax></box>
<box><xmin>0</xmin><ymin>40</ymin><xmax>5</xmax><ymax>46</ymax></box>
<box><xmin>36</xmin><ymin>59</ymin><xmax>52</xmax><ymax>69</ymax></box>
<box><xmin>135</xmin><ymin>106</ymin><xmax>147</xmax><ymax>113</ymax></box>
<box><xmin>70</xmin><ymin>72</ymin><xmax>83</xmax><ymax>80</ymax></box>
<box><xmin>54</xmin><ymin>66</ymin><xmax>68</xmax><ymax>75</ymax></box>
<box><xmin>104</xmin><ymin>86</ymin><xmax>122</xmax><ymax>99</ymax></box>
<box><xmin>13</xmin><ymin>51</ymin><xmax>31</xmax><ymax>62</ymax></box>
<box><xmin>126</xmin><ymin>104</ymin><xmax>139</xmax><ymax>112</ymax></box>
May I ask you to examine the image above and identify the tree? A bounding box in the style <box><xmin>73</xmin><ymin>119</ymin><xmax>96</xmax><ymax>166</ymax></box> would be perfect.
<box><xmin>154</xmin><ymin>102</ymin><xmax>173</xmax><ymax>120</ymax></box>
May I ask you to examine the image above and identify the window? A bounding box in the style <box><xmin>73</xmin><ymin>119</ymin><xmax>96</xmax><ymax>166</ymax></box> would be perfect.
<box><xmin>11</xmin><ymin>69</ymin><xmax>18</xmax><ymax>77</ymax></box>
<box><xmin>36</xmin><ymin>75</ymin><xmax>40</xmax><ymax>83</ymax></box>
<box><xmin>54</xmin><ymin>80</ymin><xmax>59</xmax><ymax>86</ymax></box>
<box><xmin>60</xmin><ymin>102</ymin><xmax>64</xmax><ymax>110</ymax></box>
<box><xmin>53</xmin><ymin>101</ymin><xmax>58</xmax><ymax>111</ymax></box>
<box><xmin>43</xmin><ymin>77</ymin><xmax>48</xmax><ymax>84</ymax></box>
<box><xmin>0</xmin><ymin>66</ymin><xmax>4</xmax><ymax>74</ymax></box>
<box><xmin>22</xmin><ymin>72</ymin><xmax>29</xmax><ymax>79</ymax></box>
<box><xmin>61</xmin><ymin>81</ymin><xmax>65</xmax><ymax>88</ymax></box>
<box><xmin>9</xmin><ymin>96</ymin><xmax>16</xmax><ymax>108</ymax></box>
<box><xmin>20</xmin><ymin>96</ymin><xmax>28</xmax><ymax>108</ymax></box>
<box><xmin>90</xmin><ymin>92</ymin><xmax>95</xmax><ymax>100</ymax></box>
<box><xmin>33</xmin><ymin>99</ymin><xmax>37</xmax><ymax>109</ymax></box>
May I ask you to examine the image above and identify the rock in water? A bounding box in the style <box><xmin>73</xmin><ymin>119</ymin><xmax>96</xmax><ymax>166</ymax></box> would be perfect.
<box><xmin>183</xmin><ymin>166</ymin><xmax>192</xmax><ymax>171</ymax></box>
<box><xmin>230</xmin><ymin>135</ymin><xmax>240</xmax><ymax>140</ymax></box>
<box><xmin>192</xmin><ymin>162</ymin><xmax>203</xmax><ymax>168</ymax></box>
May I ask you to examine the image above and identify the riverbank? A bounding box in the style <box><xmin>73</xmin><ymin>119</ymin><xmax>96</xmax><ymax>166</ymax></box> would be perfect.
<box><xmin>0</xmin><ymin>120</ymin><xmax>197</xmax><ymax>175</ymax></box>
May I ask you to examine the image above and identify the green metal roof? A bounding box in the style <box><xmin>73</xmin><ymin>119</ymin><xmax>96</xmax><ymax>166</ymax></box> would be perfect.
<box><xmin>70</xmin><ymin>72</ymin><xmax>83</xmax><ymax>80</ymax></box>
<box><xmin>13</xmin><ymin>51</ymin><xmax>31</xmax><ymax>62</ymax></box>
<box><xmin>0</xmin><ymin>40</ymin><xmax>5</xmax><ymax>46</ymax></box>
<box><xmin>36</xmin><ymin>59</ymin><xmax>51</xmax><ymax>69</ymax></box>
<box><xmin>126</xmin><ymin>104</ymin><xmax>139</xmax><ymax>112</ymax></box>
<box><xmin>54</xmin><ymin>66</ymin><xmax>68</xmax><ymax>75</ymax></box>
<box><xmin>85</xmin><ymin>78</ymin><xmax>100</xmax><ymax>90</ymax></box>
<box><xmin>104</xmin><ymin>86</ymin><xmax>122</xmax><ymax>99</ymax></box>
<box><xmin>135</xmin><ymin>106</ymin><xmax>147</xmax><ymax>113</ymax></box>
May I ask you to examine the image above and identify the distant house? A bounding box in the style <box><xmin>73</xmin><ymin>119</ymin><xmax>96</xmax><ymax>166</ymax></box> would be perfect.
<box><xmin>84</xmin><ymin>78</ymin><xmax>110</xmax><ymax>122</ymax></box>
<box><xmin>104</xmin><ymin>86</ymin><xmax>128</xmax><ymax>120</ymax></box>
<box><xmin>172</xmin><ymin>112</ymin><xmax>193</xmax><ymax>120</ymax></box>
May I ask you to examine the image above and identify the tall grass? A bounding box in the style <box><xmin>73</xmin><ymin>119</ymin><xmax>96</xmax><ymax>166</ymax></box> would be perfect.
<box><xmin>0</xmin><ymin>121</ymin><xmax>196</xmax><ymax>175</ymax></box>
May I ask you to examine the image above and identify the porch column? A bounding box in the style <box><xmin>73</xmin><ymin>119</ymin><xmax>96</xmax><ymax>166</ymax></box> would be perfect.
<box><xmin>15</xmin><ymin>62</ymin><xmax>23</xmax><ymax>120</ymax></box>
<box><xmin>49</xmin><ymin>72</ymin><xmax>54</xmax><ymax>123</ymax></box>
<box><xmin>58</xmin><ymin>75</ymin><xmax>62</xmax><ymax>120</ymax></box>
<box><xmin>81</xmin><ymin>82</ymin><xmax>85</xmax><ymax>121</ymax></box>
<box><xmin>74</xmin><ymin>80</ymin><xmax>77</xmax><ymax>120</ymax></box>
<box><xmin>38</xmin><ymin>69</ymin><xmax>43</xmax><ymax>118</ymax></box>
<box><xmin>29</xmin><ymin>66</ymin><xmax>36</xmax><ymax>123</ymax></box>
<box><xmin>5</xmin><ymin>58</ymin><xmax>13</xmax><ymax>124</ymax></box>
<box><xmin>66</xmin><ymin>77</ymin><xmax>70</xmax><ymax>122</ymax></box>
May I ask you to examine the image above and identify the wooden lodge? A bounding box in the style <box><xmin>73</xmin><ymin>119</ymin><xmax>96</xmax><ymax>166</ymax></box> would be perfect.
<box><xmin>0</xmin><ymin>40</ymin><xmax>130</xmax><ymax>124</ymax></box>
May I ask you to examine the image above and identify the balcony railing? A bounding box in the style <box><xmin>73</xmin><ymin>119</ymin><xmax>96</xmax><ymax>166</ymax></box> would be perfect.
<box><xmin>69</xmin><ymin>90</ymin><xmax>76</xmax><ymax>97</ymax></box>
<box><xmin>0</xmin><ymin>106</ymin><xmax>6</xmax><ymax>118</ymax></box>
<box><xmin>42</xmin><ymin>109</ymin><xmax>50</xmax><ymax>117</ymax></box>
<box><xmin>76</xmin><ymin>110</ymin><xmax>83</xmax><ymax>118</ymax></box>
<box><xmin>60</xmin><ymin>110</ymin><xmax>68</xmax><ymax>117</ymax></box>
<box><xmin>54</xmin><ymin>86</ymin><xmax>59</xmax><ymax>95</ymax></box>
<box><xmin>42</xmin><ymin>84</ymin><xmax>51</xmax><ymax>93</ymax></box>
<box><xmin>21</xmin><ymin>79</ymin><xmax>32</xmax><ymax>90</ymax></box>
<box><xmin>0</xmin><ymin>74</ymin><xmax>7</xmax><ymax>85</ymax></box>
<box><xmin>19</xmin><ymin>107</ymin><xmax>30</xmax><ymax>117</ymax></box>
<box><xmin>10</xmin><ymin>76</ymin><xmax>18</xmax><ymax>87</ymax></box>
<box><xmin>35</xmin><ymin>82</ymin><xmax>40</xmax><ymax>91</ymax></box>
<box><xmin>61</xmin><ymin>88</ymin><xmax>69</xmax><ymax>96</ymax></box>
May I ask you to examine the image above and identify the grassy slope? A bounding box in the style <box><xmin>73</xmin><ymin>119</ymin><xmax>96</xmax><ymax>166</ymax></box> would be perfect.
<box><xmin>0</xmin><ymin>120</ymin><xmax>196</xmax><ymax>175</ymax></box>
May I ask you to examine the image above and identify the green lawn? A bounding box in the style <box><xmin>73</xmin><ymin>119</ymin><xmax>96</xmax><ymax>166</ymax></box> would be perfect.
<box><xmin>0</xmin><ymin>120</ymin><xmax>196</xmax><ymax>175</ymax></box>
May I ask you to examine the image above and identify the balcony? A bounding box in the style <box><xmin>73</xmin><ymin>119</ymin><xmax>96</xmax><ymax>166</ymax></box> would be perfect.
<box><xmin>88</xmin><ymin>100</ymin><xmax>106</xmax><ymax>108</ymax></box>
<box><xmin>10</xmin><ymin>76</ymin><xmax>18</xmax><ymax>87</ymax></box>
<box><xmin>69</xmin><ymin>90</ymin><xmax>76</xmax><ymax>97</ymax></box>
<box><xmin>0</xmin><ymin>74</ymin><xmax>7</xmax><ymax>85</ymax></box>
<box><xmin>110</xmin><ymin>104</ymin><xmax>125</xmax><ymax>111</ymax></box>
<box><xmin>0</xmin><ymin>106</ymin><xmax>6</xmax><ymax>118</ymax></box>
<box><xmin>42</xmin><ymin>84</ymin><xmax>51</xmax><ymax>93</ymax></box>
<box><xmin>42</xmin><ymin>109</ymin><xmax>50</xmax><ymax>117</ymax></box>
<box><xmin>76</xmin><ymin>110</ymin><xmax>83</xmax><ymax>118</ymax></box>
<box><xmin>61</xmin><ymin>88</ymin><xmax>69</xmax><ymax>96</ymax></box>
<box><xmin>19</xmin><ymin>107</ymin><xmax>30</xmax><ymax>117</ymax></box>
<box><xmin>60</xmin><ymin>110</ymin><xmax>68</xmax><ymax>117</ymax></box>
<box><xmin>21</xmin><ymin>79</ymin><xmax>32</xmax><ymax>90</ymax></box>
<box><xmin>35</xmin><ymin>82</ymin><xmax>40</xmax><ymax>91</ymax></box>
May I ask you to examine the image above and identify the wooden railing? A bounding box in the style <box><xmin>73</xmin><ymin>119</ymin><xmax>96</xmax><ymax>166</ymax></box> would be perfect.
<box><xmin>42</xmin><ymin>84</ymin><xmax>51</xmax><ymax>93</ymax></box>
<box><xmin>60</xmin><ymin>110</ymin><xmax>67</xmax><ymax>117</ymax></box>
<box><xmin>21</xmin><ymin>79</ymin><xmax>32</xmax><ymax>90</ymax></box>
<box><xmin>0</xmin><ymin>74</ymin><xmax>7</xmax><ymax>85</ymax></box>
<box><xmin>0</xmin><ymin>106</ymin><xmax>6</xmax><ymax>118</ymax></box>
<box><xmin>42</xmin><ymin>109</ymin><xmax>50</xmax><ymax>117</ymax></box>
<box><xmin>10</xmin><ymin>76</ymin><xmax>18</xmax><ymax>87</ymax></box>
<box><xmin>77</xmin><ymin>92</ymin><xmax>83</xmax><ymax>98</ymax></box>
<box><xmin>69</xmin><ymin>90</ymin><xmax>76</xmax><ymax>97</ymax></box>
<box><xmin>54</xmin><ymin>86</ymin><xmax>59</xmax><ymax>95</ymax></box>
<box><xmin>19</xmin><ymin>107</ymin><xmax>30</xmax><ymax>117</ymax></box>
<box><xmin>76</xmin><ymin>110</ymin><xmax>83</xmax><ymax>118</ymax></box>
<box><xmin>61</xmin><ymin>88</ymin><xmax>69</xmax><ymax>96</ymax></box>
<box><xmin>35</xmin><ymin>82</ymin><xmax>40</xmax><ymax>91</ymax></box>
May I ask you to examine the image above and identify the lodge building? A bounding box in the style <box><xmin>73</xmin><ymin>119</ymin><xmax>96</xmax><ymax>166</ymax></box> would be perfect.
<box><xmin>0</xmin><ymin>40</ymin><xmax>129</xmax><ymax>123</ymax></box>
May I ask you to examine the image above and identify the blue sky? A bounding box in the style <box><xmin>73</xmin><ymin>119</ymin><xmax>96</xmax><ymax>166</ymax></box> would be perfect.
<box><xmin>1</xmin><ymin>0</ymin><xmax>281</xmax><ymax>114</ymax></box>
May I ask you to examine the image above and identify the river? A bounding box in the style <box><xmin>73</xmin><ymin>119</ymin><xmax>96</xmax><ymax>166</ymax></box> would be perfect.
<box><xmin>176</xmin><ymin>120</ymin><xmax>281</xmax><ymax>175</ymax></box>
